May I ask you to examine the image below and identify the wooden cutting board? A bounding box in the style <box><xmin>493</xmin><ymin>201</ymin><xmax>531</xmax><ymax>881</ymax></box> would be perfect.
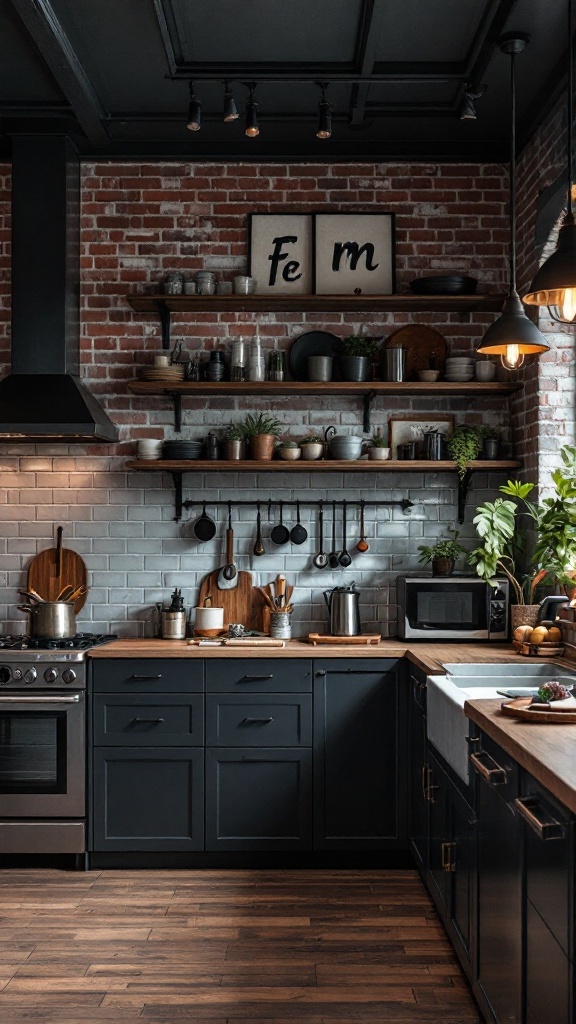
<box><xmin>27</xmin><ymin>527</ymin><xmax>88</xmax><ymax>613</ymax></box>
<box><xmin>384</xmin><ymin>324</ymin><xmax>447</xmax><ymax>380</ymax></box>
<box><xmin>197</xmin><ymin>570</ymin><xmax>265</xmax><ymax>633</ymax></box>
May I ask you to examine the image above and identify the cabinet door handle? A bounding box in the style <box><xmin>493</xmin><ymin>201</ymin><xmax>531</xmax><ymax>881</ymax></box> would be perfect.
<box><xmin>441</xmin><ymin>841</ymin><xmax>456</xmax><ymax>872</ymax></box>
<box><xmin>131</xmin><ymin>717</ymin><xmax>165</xmax><ymax>724</ymax></box>
<box><xmin>243</xmin><ymin>716</ymin><xmax>274</xmax><ymax>724</ymax></box>
<box><xmin>423</xmin><ymin>765</ymin><xmax>438</xmax><ymax>804</ymax></box>
<box><xmin>470</xmin><ymin>751</ymin><xmax>507</xmax><ymax>785</ymax></box>
<box><xmin>514</xmin><ymin>797</ymin><xmax>565</xmax><ymax>841</ymax></box>
<box><xmin>241</xmin><ymin>674</ymin><xmax>274</xmax><ymax>681</ymax></box>
<box><xmin>315</xmin><ymin>670</ymin><xmax>326</xmax><ymax>677</ymax></box>
<box><xmin>130</xmin><ymin>674</ymin><xmax>162</xmax><ymax>681</ymax></box>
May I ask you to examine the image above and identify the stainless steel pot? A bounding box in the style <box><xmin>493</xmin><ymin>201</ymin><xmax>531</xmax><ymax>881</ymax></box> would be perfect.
<box><xmin>323</xmin><ymin>584</ymin><xmax>361</xmax><ymax>636</ymax></box>
<box><xmin>22</xmin><ymin>601</ymin><xmax>76</xmax><ymax>638</ymax></box>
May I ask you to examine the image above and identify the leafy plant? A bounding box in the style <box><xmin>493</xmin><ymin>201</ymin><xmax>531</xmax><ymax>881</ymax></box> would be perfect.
<box><xmin>224</xmin><ymin>423</ymin><xmax>247</xmax><ymax>441</ymax></box>
<box><xmin>300</xmin><ymin>434</ymin><xmax>323</xmax><ymax>445</ymax></box>
<box><xmin>418</xmin><ymin>531</ymin><xmax>467</xmax><ymax>566</ymax></box>
<box><xmin>341</xmin><ymin>334</ymin><xmax>381</xmax><ymax>358</ymax></box>
<box><xmin>479</xmin><ymin>425</ymin><xmax>502</xmax><ymax>442</ymax></box>
<box><xmin>371</xmin><ymin>435</ymin><xmax>389</xmax><ymax>449</ymax></box>
<box><xmin>447</xmin><ymin>425</ymin><xmax>482</xmax><ymax>479</ymax></box>
<box><xmin>278</xmin><ymin>439</ymin><xmax>299</xmax><ymax>448</ymax></box>
<box><xmin>240</xmin><ymin>412</ymin><xmax>282</xmax><ymax>438</ymax></box>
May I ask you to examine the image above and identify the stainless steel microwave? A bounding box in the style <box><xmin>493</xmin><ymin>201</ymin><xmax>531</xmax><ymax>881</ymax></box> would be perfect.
<box><xmin>396</xmin><ymin>575</ymin><xmax>510</xmax><ymax>640</ymax></box>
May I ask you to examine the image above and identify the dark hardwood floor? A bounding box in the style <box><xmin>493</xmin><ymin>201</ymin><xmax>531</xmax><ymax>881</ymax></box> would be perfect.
<box><xmin>0</xmin><ymin>868</ymin><xmax>481</xmax><ymax>1023</ymax></box>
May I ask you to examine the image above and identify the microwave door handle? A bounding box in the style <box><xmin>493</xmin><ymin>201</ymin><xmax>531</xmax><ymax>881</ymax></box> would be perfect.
<box><xmin>0</xmin><ymin>695</ymin><xmax>81</xmax><ymax>704</ymax></box>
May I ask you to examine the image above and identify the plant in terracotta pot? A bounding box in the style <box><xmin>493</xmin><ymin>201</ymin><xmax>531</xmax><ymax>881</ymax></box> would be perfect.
<box><xmin>241</xmin><ymin>412</ymin><xmax>282</xmax><ymax>461</ymax></box>
<box><xmin>446</xmin><ymin>424</ymin><xmax>483</xmax><ymax>478</ymax></box>
<box><xmin>418</xmin><ymin>531</ymin><xmax>467</xmax><ymax>577</ymax></box>
<box><xmin>222</xmin><ymin>423</ymin><xmax>247</xmax><ymax>461</ymax></box>
<box><xmin>340</xmin><ymin>335</ymin><xmax>381</xmax><ymax>382</ymax></box>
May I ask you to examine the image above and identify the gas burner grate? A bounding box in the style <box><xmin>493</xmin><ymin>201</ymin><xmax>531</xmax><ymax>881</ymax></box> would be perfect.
<box><xmin>0</xmin><ymin>633</ymin><xmax>117</xmax><ymax>651</ymax></box>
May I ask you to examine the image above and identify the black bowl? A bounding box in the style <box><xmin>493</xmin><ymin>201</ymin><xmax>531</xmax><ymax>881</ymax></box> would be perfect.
<box><xmin>409</xmin><ymin>274</ymin><xmax>478</xmax><ymax>295</ymax></box>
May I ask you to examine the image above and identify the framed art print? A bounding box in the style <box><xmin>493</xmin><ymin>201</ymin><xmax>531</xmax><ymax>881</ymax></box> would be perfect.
<box><xmin>249</xmin><ymin>213</ymin><xmax>313</xmax><ymax>295</ymax></box>
<box><xmin>314</xmin><ymin>212</ymin><xmax>395</xmax><ymax>295</ymax></box>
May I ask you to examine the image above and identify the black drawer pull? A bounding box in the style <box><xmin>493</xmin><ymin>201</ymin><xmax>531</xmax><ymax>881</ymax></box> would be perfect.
<box><xmin>130</xmin><ymin>674</ymin><xmax>162</xmax><ymax>681</ymax></box>
<box><xmin>316</xmin><ymin>670</ymin><xmax>326</xmax><ymax>677</ymax></box>
<box><xmin>241</xmin><ymin>674</ymin><xmax>274</xmax><ymax>681</ymax></box>
<box><xmin>132</xmin><ymin>717</ymin><xmax>165</xmax><ymax>724</ymax></box>
<box><xmin>243</xmin><ymin>716</ymin><xmax>274</xmax><ymax>724</ymax></box>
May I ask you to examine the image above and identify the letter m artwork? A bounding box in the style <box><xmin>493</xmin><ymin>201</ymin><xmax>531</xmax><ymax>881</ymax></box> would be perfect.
<box><xmin>332</xmin><ymin>242</ymin><xmax>379</xmax><ymax>273</ymax></box>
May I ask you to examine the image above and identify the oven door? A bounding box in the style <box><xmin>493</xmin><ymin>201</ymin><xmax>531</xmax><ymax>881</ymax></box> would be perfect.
<box><xmin>0</xmin><ymin>692</ymin><xmax>85</xmax><ymax>816</ymax></box>
<box><xmin>403</xmin><ymin>579</ymin><xmax>491</xmax><ymax>638</ymax></box>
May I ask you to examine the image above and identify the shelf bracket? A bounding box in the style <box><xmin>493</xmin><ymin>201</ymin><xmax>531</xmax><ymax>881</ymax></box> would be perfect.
<box><xmin>362</xmin><ymin>390</ymin><xmax>377</xmax><ymax>433</ymax></box>
<box><xmin>167</xmin><ymin>392</ymin><xmax>182</xmax><ymax>432</ymax></box>
<box><xmin>171</xmin><ymin>472</ymin><xmax>183</xmax><ymax>522</ymax></box>
<box><xmin>457</xmin><ymin>469</ymin><xmax>473</xmax><ymax>524</ymax></box>
<box><xmin>153</xmin><ymin>300</ymin><xmax>172</xmax><ymax>350</ymax></box>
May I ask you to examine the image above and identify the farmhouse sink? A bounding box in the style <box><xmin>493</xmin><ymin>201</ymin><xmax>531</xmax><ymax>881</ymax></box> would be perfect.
<box><xmin>427</xmin><ymin>662</ymin><xmax>576</xmax><ymax>784</ymax></box>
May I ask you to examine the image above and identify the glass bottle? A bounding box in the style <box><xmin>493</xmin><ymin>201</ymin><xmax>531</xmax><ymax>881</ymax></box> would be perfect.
<box><xmin>249</xmin><ymin>337</ymin><xmax>265</xmax><ymax>382</ymax></box>
<box><xmin>231</xmin><ymin>338</ymin><xmax>247</xmax><ymax>381</ymax></box>
<box><xmin>267</xmin><ymin>350</ymin><xmax>286</xmax><ymax>382</ymax></box>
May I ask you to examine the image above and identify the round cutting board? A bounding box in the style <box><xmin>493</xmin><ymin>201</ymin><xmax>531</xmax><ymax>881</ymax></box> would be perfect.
<box><xmin>500</xmin><ymin>697</ymin><xmax>576</xmax><ymax>723</ymax></box>
<box><xmin>383</xmin><ymin>324</ymin><xmax>447</xmax><ymax>380</ymax></box>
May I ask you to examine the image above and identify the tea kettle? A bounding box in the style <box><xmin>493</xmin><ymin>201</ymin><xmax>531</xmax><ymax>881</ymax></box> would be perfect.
<box><xmin>323</xmin><ymin>583</ymin><xmax>361</xmax><ymax>636</ymax></box>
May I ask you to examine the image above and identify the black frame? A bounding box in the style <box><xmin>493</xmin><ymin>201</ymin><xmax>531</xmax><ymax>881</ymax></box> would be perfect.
<box><xmin>248</xmin><ymin>212</ymin><xmax>314</xmax><ymax>295</ymax></box>
<box><xmin>313</xmin><ymin>211</ymin><xmax>396</xmax><ymax>295</ymax></box>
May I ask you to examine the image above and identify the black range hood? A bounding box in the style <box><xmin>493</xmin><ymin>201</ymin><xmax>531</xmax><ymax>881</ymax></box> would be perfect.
<box><xmin>0</xmin><ymin>136</ymin><xmax>118</xmax><ymax>443</ymax></box>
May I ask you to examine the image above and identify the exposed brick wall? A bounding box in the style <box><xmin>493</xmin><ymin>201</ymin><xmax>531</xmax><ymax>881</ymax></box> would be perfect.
<box><xmin>0</xmin><ymin>160</ymin><xmax>516</xmax><ymax>635</ymax></box>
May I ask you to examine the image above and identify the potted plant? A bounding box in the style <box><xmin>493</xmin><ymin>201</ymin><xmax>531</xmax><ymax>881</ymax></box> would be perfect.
<box><xmin>418</xmin><ymin>531</ymin><xmax>467</xmax><ymax>576</ymax></box>
<box><xmin>447</xmin><ymin>424</ymin><xmax>483</xmax><ymax>478</ymax></box>
<box><xmin>300</xmin><ymin>434</ymin><xmax>324</xmax><ymax>461</ymax></box>
<box><xmin>339</xmin><ymin>335</ymin><xmax>381</xmax><ymax>382</ymax></box>
<box><xmin>277</xmin><ymin>439</ymin><xmax>302</xmax><ymax>461</ymax></box>
<box><xmin>241</xmin><ymin>412</ymin><xmax>282</xmax><ymax>461</ymax></box>
<box><xmin>222</xmin><ymin>423</ymin><xmax>247</xmax><ymax>461</ymax></box>
<box><xmin>479</xmin><ymin>425</ymin><xmax>502</xmax><ymax>460</ymax></box>
<box><xmin>368</xmin><ymin>432</ymin><xmax>390</xmax><ymax>461</ymax></box>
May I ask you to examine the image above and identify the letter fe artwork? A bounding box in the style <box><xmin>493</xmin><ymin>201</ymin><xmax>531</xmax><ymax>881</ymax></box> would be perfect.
<box><xmin>249</xmin><ymin>213</ymin><xmax>313</xmax><ymax>295</ymax></box>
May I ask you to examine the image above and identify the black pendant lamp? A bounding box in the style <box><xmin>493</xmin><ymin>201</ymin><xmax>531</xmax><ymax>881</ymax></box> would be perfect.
<box><xmin>523</xmin><ymin>0</ymin><xmax>576</xmax><ymax>322</ymax></box>
<box><xmin>477</xmin><ymin>34</ymin><xmax>549</xmax><ymax>369</ymax></box>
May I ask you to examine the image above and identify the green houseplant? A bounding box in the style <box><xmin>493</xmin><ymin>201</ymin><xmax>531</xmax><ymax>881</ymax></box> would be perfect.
<box><xmin>447</xmin><ymin>425</ymin><xmax>483</xmax><ymax>479</ymax></box>
<box><xmin>418</xmin><ymin>531</ymin><xmax>467</xmax><ymax>576</ymax></box>
<box><xmin>300</xmin><ymin>433</ymin><xmax>324</xmax><ymax>461</ymax></box>
<box><xmin>340</xmin><ymin>335</ymin><xmax>381</xmax><ymax>382</ymax></box>
<box><xmin>222</xmin><ymin>423</ymin><xmax>247</xmax><ymax>461</ymax></box>
<box><xmin>241</xmin><ymin>412</ymin><xmax>282</xmax><ymax>461</ymax></box>
<box><xmin>368</xmin><ymin>431</ymin><xmax>390</xmax><ymax>461</ymax></box>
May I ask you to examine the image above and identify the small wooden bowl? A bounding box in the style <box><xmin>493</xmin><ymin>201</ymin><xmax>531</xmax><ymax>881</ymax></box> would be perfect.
<box><xmin>194</xmin><ymin>627</ymin><xmax>227</xmax><ymax>638</ymax></box>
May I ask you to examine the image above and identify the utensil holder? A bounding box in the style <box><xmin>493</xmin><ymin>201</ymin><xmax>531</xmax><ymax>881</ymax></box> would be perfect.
<box><xmin>270</xmin><ymin>612</ymin><xmax>291</xmax><ymax>639</ymax></box>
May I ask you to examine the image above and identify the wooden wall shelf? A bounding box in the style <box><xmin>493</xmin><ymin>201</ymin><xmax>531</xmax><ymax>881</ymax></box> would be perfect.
<box><xmin>126</xmin><ymin>293</ymin><xmax>507</xmax><ymax>315</ymax></box>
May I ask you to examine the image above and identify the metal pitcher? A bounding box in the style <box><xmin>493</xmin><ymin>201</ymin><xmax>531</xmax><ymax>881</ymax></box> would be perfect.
<box><xmin>323</xmin><ymin>583</ymin><xmax>361</xmax><ymax>636</ymax></box>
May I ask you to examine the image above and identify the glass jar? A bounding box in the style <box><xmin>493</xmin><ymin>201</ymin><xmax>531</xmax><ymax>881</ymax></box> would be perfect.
<box><xmin>231</xmin><ymin>338</ymin><xmax>247</xmax><ymax>381</ymax></box>
<box><xmin>267</xmin><ymin>350</ymin><xmax>286</xmax><ymax>382</ymax></box>
<box><xmin>163</xmin><ymin>272</ymin><xmax>184</xmax><ymax>295</ymax></box>
<box><xmin>249</xmin><ymin>337</ymin><xmax>265</xmax><ymax>382</ymax></box>
<box><xmin>195</xmin><ymin>271</ymin><xmax>216</xmax><ymax>296</ymax></box>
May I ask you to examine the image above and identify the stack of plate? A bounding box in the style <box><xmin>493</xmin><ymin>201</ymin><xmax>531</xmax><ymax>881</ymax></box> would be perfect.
<box><xmin>139</xmin><ymin>364</ymin><xmax>185</xmax><ymax>382</ymax></box>
<box><xmin>444</xmin><ymin>357</ymin><xmax>474</xmax><ymax>382</ymax></box>
<box><xmin>137</xmin><ymin>439</ymin><xmax>163</xmax><ymax>460</ymax></box>
<box><xmin>162</xmin><ymin>439</ymin><xmax>203</xmax><ymax>460</ymax></box>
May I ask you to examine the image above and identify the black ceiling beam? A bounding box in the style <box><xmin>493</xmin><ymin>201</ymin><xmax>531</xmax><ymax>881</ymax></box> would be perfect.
<box><xmin>458</xmin><ymin>0</ymin><xmax>518</xmax><ymax>109</ymax></box>
<box><xmin>9</xmin><ymin>0</ymin><xmax>110</xmax><ymax>147</ymax></box>
<box><xmin>349</xmin><ymin>0</ymin><xmax>388</xmax><ymax>126</ymax></box>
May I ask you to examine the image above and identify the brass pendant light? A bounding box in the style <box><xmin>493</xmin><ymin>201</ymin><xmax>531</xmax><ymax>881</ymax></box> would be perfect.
<box><xmin>477</xmin><ymin>34</ymin><xmax>549</xmax><ymax>369</ymax></box>
<box><xmin>523</xmin><ymin>0</ymin><xmax>576</xmax><ymax>322</ymax></box>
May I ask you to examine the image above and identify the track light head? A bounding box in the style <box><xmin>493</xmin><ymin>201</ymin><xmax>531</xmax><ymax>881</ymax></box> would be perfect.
<box><xmin>316</xmin><ymin>82</ymin><xmax>332</xmax><ymax>139</ymax></box>
<box><xmin>223</xmin><ymin>80</ymin><xmax>238</xmax><ymax>122</ymax></box>
<box><xmin>459</xmin><ymin>83</ymin><xmax>487</xmax><ymax>120</ymax></box>
<box><xmin>245</xmin><ymin>82</ymin><xmax>259</xmax><ymax>137</ymax></box>
<box><xmin>186</xmin><ymin>81</ymin><xmax>201</xmax><ymax>132</ymax></box>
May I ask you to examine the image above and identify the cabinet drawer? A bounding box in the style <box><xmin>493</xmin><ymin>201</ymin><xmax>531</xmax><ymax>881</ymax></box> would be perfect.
<box><xmin>206</xmin><ymin>659</ymin><xmax>312</xmax><ymax>692</ymax></box>
<box><xmin>92</xmin><ymin>659</ymin><xmax>203</xmax><ymax>693</ymax></box>
<box><xmin>206</xmin><ymin>694</ymin><xmax>311</xmax><ymax>747</ymax></box>
<box><xmin>93</xmin><ymin>694</ymin><xmax>204</xmax><ymax>746</ymax></box>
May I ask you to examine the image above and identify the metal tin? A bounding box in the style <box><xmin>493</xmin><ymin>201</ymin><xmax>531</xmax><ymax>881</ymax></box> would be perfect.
<box><xmin>270</xmin><ymin>612</ymin><xmax>291</xmax><ymax>639</ymax></box>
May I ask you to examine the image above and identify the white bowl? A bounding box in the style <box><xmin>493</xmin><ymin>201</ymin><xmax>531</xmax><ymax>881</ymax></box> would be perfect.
<box><xmin>278</xmin><ymin>446</ymin><xmax>302</xmax><ymax>461</ymax></box>
<box><xmin>368</xmin><ymin>447</ymin><xmax>390</xmax><ymax>460</ymax></box>
<box><xmin>418</xmin><ymin>370</ymin><xmax>441</xmax><ymax>382</ymax></box>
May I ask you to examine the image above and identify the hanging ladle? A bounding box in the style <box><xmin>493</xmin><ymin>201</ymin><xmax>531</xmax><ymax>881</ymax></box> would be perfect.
<box><xmin>328</xmin><ymin>501</ymin><xmax>340</xmax><ymax>569</ymax></box>
<box><xmin>270</xmin><ymin>500</ymin><xmax>290</xmax><ymax>545</ymax></box>
<box><xmin>356</xmin><ymin>499</ymin><xmax>369</xmax><ymax>553</ymax></box>
<box><xmin>313</xmin><ymin>501</ymin><xmax>328</xmax><ymax>569</ymax></box>
<box><xmin>253</xmin><ymin>501</ymin><xmax>265</xmax><ymax>556</ymax></box>
<box><xmin>290</xmin><ymin>499</ymin><xmax>308</xmax><ymax>545</ymax></box>
<box><xmin>339</xmin><ymin>500</ymin><xmax>352</xmax><ymax>568</ymax></box>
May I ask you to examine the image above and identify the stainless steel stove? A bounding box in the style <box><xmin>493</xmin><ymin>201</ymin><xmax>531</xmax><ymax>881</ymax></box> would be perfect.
<box><xmin>0</xmin><ymin>633</ymin><xmax>116</xmax><ymax>858</ymax></box>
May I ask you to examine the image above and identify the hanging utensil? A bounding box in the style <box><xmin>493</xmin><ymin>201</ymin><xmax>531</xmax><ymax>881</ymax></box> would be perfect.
<box><xmin>290</xmin><ymin>500</ymin><xmax>307</xmax><ymax>545</ymax></box>
<box><xmin>253</xmin><ymin>501</ymin><xmax>265</xmax><ymax>556</ymax></box>
<box><xmin>194</xmin><ymin>502</ymin><xmax>216</xmax><ymax>542</ymax></box>
<box><xmin>270</xmin><ymin>500</ymin><xmax>290</xmax><ymax>545</ymax></box>
<box><xmin>218</xmin><ymin>503</ymin><xmax>238</xmax><ymax>589</ymax></box>
<box><xmin>339</xmin><ymin>500</ymin><xmax>352</xmax><ymax>568</ymax></box>
<box><xmin>313</xmin><ymin>502</ymin><xmax>328</xmax><ymax>569</ymax></box>
<box><xmin>328</xmin><ymin>501</ymin><xmax>340</xmax><ymax>569</ymax></box>
<box><xmin>357</xmin><ymin>499</ymin><xmax>370</xmax><ymax>553</ymax></box>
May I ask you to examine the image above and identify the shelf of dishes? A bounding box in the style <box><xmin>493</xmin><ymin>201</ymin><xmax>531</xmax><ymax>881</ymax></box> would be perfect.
<box><xmin>128</xmin><ymin>380</ymin><xmax>521</xmax><ymax>397</ymax></box>
<box><xmin>126</xmin><ymin>459</ymin><xmax>522</xmax><ymax>471</ymax></box>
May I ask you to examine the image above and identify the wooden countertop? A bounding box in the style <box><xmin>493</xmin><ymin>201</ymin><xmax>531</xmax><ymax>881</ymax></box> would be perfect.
<box><xmin>466</xmin><ymin>698</ymin><xmax>576</xmax><ymax>815</ymax></box>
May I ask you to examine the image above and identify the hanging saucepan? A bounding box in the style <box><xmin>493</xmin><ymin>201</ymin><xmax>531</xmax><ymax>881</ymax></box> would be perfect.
<box><xmin>194</xmin><ymin>502</ymin><xmax>216</xmax><ymax>542</ymax></box>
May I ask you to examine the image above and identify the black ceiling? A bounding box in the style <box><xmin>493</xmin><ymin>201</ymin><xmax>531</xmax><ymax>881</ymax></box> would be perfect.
<box><xmin>0</xmin><ymin>0</ymin><xmax>569</xmax><ymax>162</ymax></box>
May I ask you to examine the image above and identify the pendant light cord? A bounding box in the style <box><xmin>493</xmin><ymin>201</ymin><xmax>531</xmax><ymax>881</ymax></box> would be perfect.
<box><xmin>509</xmin><ymin>49</ymin><xmax>517</xmax><ymax>293</ymax></box>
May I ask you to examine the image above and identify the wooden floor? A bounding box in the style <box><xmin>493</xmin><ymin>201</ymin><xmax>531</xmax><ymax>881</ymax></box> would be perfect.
<box><xmin>0</xmin><ymin>867</ymin><xmax>482</xmax><ymax>1023</ymax></box>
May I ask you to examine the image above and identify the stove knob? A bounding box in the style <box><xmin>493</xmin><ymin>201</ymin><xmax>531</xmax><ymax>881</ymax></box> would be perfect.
<box><xmin>61</xmin><ymin>669</ymin><xmax>76</xmax><ymax>685</ymax></box>
<box><xmin>23</xmin><ymin>668</ymin><xmax>37</xmax><ymax>684</ymax></box>
<box><xmin>0</xmin><ymin>666</ymin><xmax>11</xmax><ymax>685</ymax></box>
<box><xmin>44</xmin><ymin>668</ymin><xmax>59</xmax><ymax>683</ymax></box>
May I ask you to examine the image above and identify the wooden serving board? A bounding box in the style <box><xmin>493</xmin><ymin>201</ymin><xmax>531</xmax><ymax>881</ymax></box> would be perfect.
<box><xmin>27</xmin><ymin>527</ymin><xmax>88</xmax><ymax>613</ymax></box>
<box><xmin>501</xmin><ymin>697</ymin><xmax>576</xmax><ymax>723</ymax></box>
<box><xmin>384</xmin><ymin>324</ymin><xmax>447</xmax><ymax>380</ymax></box>
<box><xmin>307</xmin><ymin>633</ymin><xmax>382</xmax><ymax>646</ymax></box>
<box><xmin>197</xmin><ymin>570</ymin><xmax>265</xmax><ymax>633</ymax></box>
<box><xmin>512</xmin><ymin>640</ymin><xmax>564</xmax><ymax>657</ymax></box>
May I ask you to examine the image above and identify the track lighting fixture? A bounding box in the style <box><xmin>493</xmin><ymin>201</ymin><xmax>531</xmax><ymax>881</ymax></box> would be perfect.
<box><xmin>186</xmin><ymin>81</ymin><xmax>201</xmax><ymax>132</ymax></box>
<box><xmin>316</xmin><ymin>82</ymin><xmax>332</xmax><ymax>139</ymax></box>
<box><xmin>459</xmin><ymin>83</ymin><xmax>487</xmax><ymax>120</ymax></box>
<box><xmin>523</xmin><ymin>0</ymin><xmax>576</xmax><ymax>322</ymax></box>
<box><xmin>476</xmin><ymin>35</ymin><xmax>549</xmax><ymax>370</ymax></box>
<box><xmin>223</xmin><ymin>81</ymin><xmax>238</xmax><ymax>122</ymax></box>
<box><xmin>245</xmin><ymin>83</ymin><xmax>259</xmax><ymax>137</ymax></box>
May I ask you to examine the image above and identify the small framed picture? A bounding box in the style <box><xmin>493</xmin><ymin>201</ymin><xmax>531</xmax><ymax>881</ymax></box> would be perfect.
<box><xmin>314</xmin><ymin>212</ymin><xmax>395</xmax><ymax>295</ymax></box>
<box><xmin>388</xmin><ymin>414</ymin><xmax>454</xmax><ymax>458</ymax></box>
<box><xmin>249</xmin><ymin>213</ymin><xmax>313</xmax><ymax>295</ymax></box>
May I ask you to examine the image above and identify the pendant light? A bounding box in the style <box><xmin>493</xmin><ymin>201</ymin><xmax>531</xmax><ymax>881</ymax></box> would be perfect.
<box><xmin>316</xmin><ymin>82</ymin><xmax>332</xmax><ymax>139</ymax></box>
<box><xmin>523</xmin><ymin>0</ymin><xmax>576</xmax><ymax>322</ymax></box>
<box><xmin>476</xmin><ymin>34</ymin><xmax>549</xmax><ymax>369</ymax></box>
<box><xmin>186</xmin><ymin>81</ymin><xmax>201</xmax><ymax>132</ymax></box>
<box><xmin>245</xmin><ymin>83</ymin><xmax>259</xmax><ymax>137</ymax></box>
<box><xmin>223</xmin><ymin>81</ymin><xmax>238</xmax><ymax>122</ymax></box>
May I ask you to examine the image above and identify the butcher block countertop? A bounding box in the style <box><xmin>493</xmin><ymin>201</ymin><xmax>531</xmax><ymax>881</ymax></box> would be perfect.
<box><xmin>89</xmin><ymin>638</ymin><xmax>545</xmax><ymax>677</ymax></box>
<box><xmin>465</xmin><ymin>697</ymin><xmax>576</xmax><ymax>815</ymax></box>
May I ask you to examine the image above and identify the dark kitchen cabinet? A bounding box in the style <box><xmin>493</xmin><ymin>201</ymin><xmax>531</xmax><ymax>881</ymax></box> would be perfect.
<box><xmin>206</xmin><ymin>693</ymin><xmax>312</xmax><ymax>747</ymax></box>
<box><xmin>92</xmin><ymin>747</ymin><xmax>204</xmax><ymax>851</ymax></box>
<box><xmin>313</xmin><ymin>659</ymin><xmax>405</xmax><ymax>851</ymax></box>
<box><xmin>205</xmin><ymin>747</ymin><xmax>312</xmax><ymax>851</ymax></box>
<box><xmin>408</xmin><ymin>668</ymin><xmax>428</xmax><ymax>874</ymax></box>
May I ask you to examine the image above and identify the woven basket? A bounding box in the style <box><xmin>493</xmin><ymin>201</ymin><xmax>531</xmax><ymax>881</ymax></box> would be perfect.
<box><xmin>510</xmin><ymin>604</ymin><xmax>540</xmax><ymax>631</ymax></box>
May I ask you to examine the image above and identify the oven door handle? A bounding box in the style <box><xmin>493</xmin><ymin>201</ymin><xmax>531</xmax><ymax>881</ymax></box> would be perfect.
<box><xmin>0</xmin><ymin>695</ymin><xmax>81</xmax><ymax>703</ymax></box>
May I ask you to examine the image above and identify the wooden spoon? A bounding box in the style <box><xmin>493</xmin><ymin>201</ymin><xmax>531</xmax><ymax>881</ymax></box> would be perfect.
<box><xmin>357</xmin><ymin>499</ymin><xmax>370</xmax><ymax>553</ymax></box>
